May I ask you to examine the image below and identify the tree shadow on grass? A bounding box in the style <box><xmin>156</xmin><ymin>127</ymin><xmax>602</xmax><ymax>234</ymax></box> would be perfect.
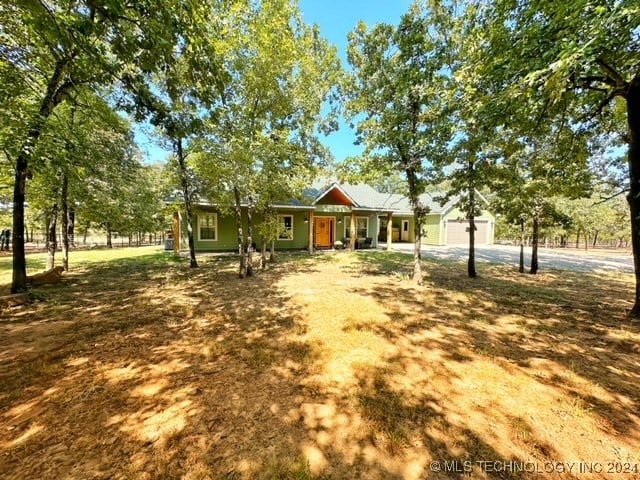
<box><xmin>0</xmin><ymin>252</ymin><xmax>341</xmax><ymax>479</ymax></box>
<box><xmin>348</xmin><ymin>252</ymin><xmax>640</xmax><ymax>447</ymax></box>
<box><xmin>1</xmin><ymin>250</ymin><xmax>638</xmax><ymax>479</ymax></box>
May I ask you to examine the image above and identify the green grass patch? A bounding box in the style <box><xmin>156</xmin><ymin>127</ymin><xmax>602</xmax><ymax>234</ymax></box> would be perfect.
<box><xmin>0</xmin><ymin>246</ymin><xmax>181</xmax><ymax>285</ymax></box>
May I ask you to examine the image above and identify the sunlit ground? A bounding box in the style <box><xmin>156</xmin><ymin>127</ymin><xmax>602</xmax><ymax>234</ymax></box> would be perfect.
<box><xmin>0</xmin><ymin>248</ymin><xmax>639</xmax><ymax>479</ymax></box>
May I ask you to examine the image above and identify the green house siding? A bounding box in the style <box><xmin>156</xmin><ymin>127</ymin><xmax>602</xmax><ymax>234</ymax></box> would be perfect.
<box><xmin>273</xmin><ymin>210</ymin><xmax>309</xmax><ymax>250</ymax></box>
<box><xmin>422</xmin><ymin>214</ymin><xmax>444</xmax><ymax>246</ymax></box>
<box><xmin>444</xmin><ymin>206</ymin><xmax>495</xmax><ymax>223</ymax></box>
<box><xmin>391</xmin><ymin>215</ymin><xmax>414</xmax><ymax>243</ymax></box>
<box><xmin>184</xmin><ymin>208</ymin><xmax>311</xmax><ymax>252</ymax></box>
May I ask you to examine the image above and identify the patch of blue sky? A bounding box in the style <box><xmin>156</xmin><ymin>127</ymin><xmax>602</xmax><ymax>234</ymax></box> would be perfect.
<box><xmin>134</xmin><ymin>0</ymin><xmax>412</xmax><ymax>165</ymax></box>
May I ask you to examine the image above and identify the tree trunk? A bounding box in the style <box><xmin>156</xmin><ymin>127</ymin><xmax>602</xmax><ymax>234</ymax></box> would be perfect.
<box><xmin>519</xmin><ymin>216</ymin><xmax>525</xmax><ymax>274</ymax></box>
<box><xmin>233</xmin><ymin>186</ymin><xmax>246</xmax><ymax>278</ymax></box>
<box><xmin>11</xmin><ymin>54</ymin><xmax>75</xmax><ymax>293</ymax></box>
<box><xmin>626</xmin><ymin>74</ymin><xmax>640</xmax><ymax>316</ymax></box>
<box><xmin>593</xmin><ymin>230</ymin><xmax>599</xmax><ymax>247</ymax></box>
<box><xmin>406</xmin><ymin>167</ymin><xmax>423</xmax><ymax>285</ymax></box>
<box><xmin>530</xmin><ymin>215</ymin><xmax>539</xmax><ymax>274</ymax></box>
<box><xmin>270</xmin><ymin>239</ymin><xmax>276</xmax><ymax>263</ymax></box>
<box><xmin>83</xmin><ymin>224</ymin><xmax>88</xmax><ymax>245</ymax></box>
<box><xmin>106</xmin><ymin>222</ymin><xmax>112</xmax><ymax>248</ymax></box>
<box><xmin>585</xmin><ymin>233</ymin><xmax>589</xmax><ymax>251</ymax></box>
<box><xmin>246</xmin><ymin>197</ymin><xmax>254</xmax><ymax>278</ymax></box>
<box><xmin>61</xmin><ymin>172</ymin><xmax>70</xmax><ymax>271</ymax></box>
<box><xmin>68</xmin><ymin>208</ymin><xmax>75</xmax><ymax>247</ymax></box>
<box><xmin>260</xmin><ymin>236</ymin><xmax>267</xmax><ymax>271</ymax></box>
<box><xmin>467</xmin><ymin>190</ymin><xmax>477</xmax><ymax>278</ymax></box>
<box><xmin>46</xmin><ymin>204</ymin><xmax>58</xmax><ymax>270</ymax></box>
<box><xmin>176</xmin><ymin>138</ymin><xmax>198</xmax><ymax>268</ymax></box>
<box><xmin>575</xmin><ymin>229</ymin><xmax>580</xmax><ymax>248</ymax></box>
<box><xmin>128</xmin><ymin>233</ymin><xmax>132</xmax><ymax>247</ymax></box>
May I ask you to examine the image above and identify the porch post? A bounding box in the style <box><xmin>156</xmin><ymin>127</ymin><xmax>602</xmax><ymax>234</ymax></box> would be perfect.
<box><xmin>173</xmin><ymin>211</ymin><xmax>181</xmax><ymax>254</ymax></box>
<box><xmin>386</xmin><ymin>212</ymin><xmax>392</xmax><ymax>251</ymax></box>
<box><xmin>350</xmin><ymin>211</ymin><xmax>356</xmax><ymax>251</ymax></box>
<box><xmin>373</xmin><ymin>215</ymin><xmax>378</xmax><ymax>248</ymax></box>
<box><xmin>308</xmin><ymin>210</ymin><xmax>314</xmax><ymax>254</ymax></box>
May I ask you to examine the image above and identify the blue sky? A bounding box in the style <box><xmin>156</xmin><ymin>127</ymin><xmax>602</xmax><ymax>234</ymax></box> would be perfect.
<box><xmin>136</xmin><ymin>0</ymin><xmax>412</xmax><ymax>164</ymax></box>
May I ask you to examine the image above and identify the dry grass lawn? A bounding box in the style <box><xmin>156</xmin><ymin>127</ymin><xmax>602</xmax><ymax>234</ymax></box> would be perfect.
<box><xmin>0</xmin><ymin>247</ymin><xmax>639</xmax><ymax>479</ymax></box>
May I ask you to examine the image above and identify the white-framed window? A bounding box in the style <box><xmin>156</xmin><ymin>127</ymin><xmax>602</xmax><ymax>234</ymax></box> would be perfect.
<box><xmin>344</xmin><ymin>216</ymin><xmax>368</xmax><ymax>239</ymax></box>
<box><xmin>198</xmin><ymin>213</ymin><xmax>218</xmax><ymax>241</ymax></box>
<box><xmin>278</xmin><ymin>214</ymin><xmax>294</xmax><ymax>240</ymax></box>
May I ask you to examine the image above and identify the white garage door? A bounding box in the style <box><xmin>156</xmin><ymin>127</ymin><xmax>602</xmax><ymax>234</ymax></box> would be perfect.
<box><xmin>446</xmin><ymin>220</ymin><xmax>489</xmax><ymax>245</ymax></box>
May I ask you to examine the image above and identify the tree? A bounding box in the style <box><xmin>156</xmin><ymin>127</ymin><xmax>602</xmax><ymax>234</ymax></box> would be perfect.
<box><xmin>125</xmin><ymin>1</ymin><xmax>230</xmax><ymax>268</ymax></box>
<box><xmin>1</xmin><ymin>0</ymin><xmax>199</xmax><ymax>292</ymax></box>
<box><xmin>490</xmin><ymin>1</ymin><xmax>640</xmax><ymax>309</ymax></box>
<box><xmin>194</xmin><ymin>0</ymin><xmax>340</xmax><ymax>278</ymax></box>
<box><xmin>345</xmin><ymin>1</ymin><xmax>452</xmax><ymax>284</ymax></box>
<box><xmin>492</xmin><ymin>119</ymin><xmax>591</xmax><ymax>274</ymax></box>
<box><xmin>429</xmin><ymin>1</ymin><xmax>509</xmax><ymax>279</ymax></box>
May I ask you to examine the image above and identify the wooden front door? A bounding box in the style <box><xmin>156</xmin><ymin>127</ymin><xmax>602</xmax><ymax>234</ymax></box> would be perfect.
<box><xmin>315</xmin><ymin>217</ymin><xmax>332</xmax><ymax>247</ymax></box>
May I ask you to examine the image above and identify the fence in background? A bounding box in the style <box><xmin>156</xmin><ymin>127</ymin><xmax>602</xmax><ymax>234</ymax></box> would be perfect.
<box><xmin>22</xmin><ymin>232</ymin><xmax>166</xmax><ymax>252</ymax></box>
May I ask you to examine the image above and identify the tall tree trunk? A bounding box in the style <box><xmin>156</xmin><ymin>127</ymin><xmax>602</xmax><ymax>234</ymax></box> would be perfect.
<box><xmin>261</xmin><ymin>236</ymin><xmax>267</xmax><ymax>271</ymax></box>
<box><xmin>575</xmin><ymin>228</ymin><xmax>580</xmax><ymax>248</ymax></box>
<box><xmin>11</xmin><ymin>56</ymin><xmax>74</xmax><ymax>293</ymax></box>
<box><xmin>106</xmin><ymin>222</ymin><xmax>112</xmax><ymax>248</ymax></box>
<box><xmin>176</xmin><ymin>138</ymin><xmax>198</xmax><ymax>268</ymax></box>
<box><xmin>246</xmin><ymin>197</ymin><xmax>254</xmax><ymax>278</ymax></box>
<box><xmin>406</xmin><ymin>167</ymin><xmax>424</xmax><ymax>285</ymax></box>
<box><xmin>68</xmin><ymin>208</ymin><xmax>75</xmax><ymax>247</ymax></box>
<box><xmin>270</xmin><ymin>239</ymin><xmax>276</xmax><ymax>263</ymax></box>
<box><xmin>61</xmin><ymin>172</ymin><xmax>70</xmax><ymax>271</ymax></box>
<box><xmin>233</xmin><ymin>186</ymin><xmax>246</xmax><ymax>278</ymax></box>
<box><xmin>592</xmin><ymin>230</ymin><xmax>599</xmax><ymax>247</ymax></box>
<box><xmin>46</xmin><ymin>204</ymin><xmax>58</xmax><ymax>270</ymax></box>
<box><xmin>519</xmin><ymin>216</ymin><xmax>525</xmax><ymax>274</ymax></box>
<box><xmin>626</xmin><ymin>74</ymin><xmax>640</xmax><ymax>316</ymax></box>
<box><xmin>530</xmin><ymin>215</ymin><xmax>539</xmax><ymax>274</ymax></box>
<box><xmin>83</xmin><ymin>224</ymin><xmax>88</xmax><ymax>245</ymax></box>
<box><xmin>467</xmin><ymin>190</ymin><xmax>477</xmax><ymax>278</ymax></box>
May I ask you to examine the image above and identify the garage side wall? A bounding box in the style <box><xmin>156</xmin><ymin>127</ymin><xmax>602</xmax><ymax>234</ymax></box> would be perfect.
<box><xmin>422</xmin><ymin>214</ymin><xmax>444</xmax><ymax>246</ymax></box>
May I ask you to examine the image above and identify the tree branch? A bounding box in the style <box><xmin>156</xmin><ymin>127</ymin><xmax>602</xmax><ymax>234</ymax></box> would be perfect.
<box><xmin>586</xmin><ymin>89</ymin><xmax>618</xmax><ymax>120</ymax></box>
<box><xmin>593</xmin><ymin>188</ymin><xmax>629</xmax><ymax>206</ymax></box>
<box><xmin>596</xmin><ymin>58</ymin><xmax>628</xmax><ymax>89</ymax></box>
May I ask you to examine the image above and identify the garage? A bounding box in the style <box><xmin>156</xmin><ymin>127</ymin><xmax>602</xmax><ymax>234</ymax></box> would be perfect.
<box><xmin>446</xmin><ymin>219</ymin><xmax>489</xmax><ymax>245</ymax></box>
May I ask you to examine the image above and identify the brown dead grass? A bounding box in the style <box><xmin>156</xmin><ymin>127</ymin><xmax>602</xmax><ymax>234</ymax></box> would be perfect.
<box><xmin>0</xmin><ymin>249</ymin><xmax>639</xmax><ymax>479</ymax></box>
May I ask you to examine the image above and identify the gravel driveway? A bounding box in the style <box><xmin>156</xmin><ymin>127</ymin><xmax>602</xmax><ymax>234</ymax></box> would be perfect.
<box><xmin>390</xmin><ymin>243</ymin><xmax>634</xmax><ymax>273</ymax></box>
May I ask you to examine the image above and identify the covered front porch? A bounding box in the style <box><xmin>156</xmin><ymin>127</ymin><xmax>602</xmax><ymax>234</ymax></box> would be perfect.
<box><xmin>310</xmin><ymin>183</ymin><xmax>400</xmax><ymax>252</ymax></box>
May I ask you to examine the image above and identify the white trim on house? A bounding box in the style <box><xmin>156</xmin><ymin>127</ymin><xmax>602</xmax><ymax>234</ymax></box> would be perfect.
<box><xmin>440</xmin><ymin>189</ymin><xmax>492</xmax><ymax>217</ymax></box>
<box><xmin>198</xmin><ymin>213</ymin><xmax>218</xmax><ymax>241</ymax></box>
<box><xmin>277</xmin><ymin>214</ymin><xmax>294</xmax><ymax>240</ymax></box>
